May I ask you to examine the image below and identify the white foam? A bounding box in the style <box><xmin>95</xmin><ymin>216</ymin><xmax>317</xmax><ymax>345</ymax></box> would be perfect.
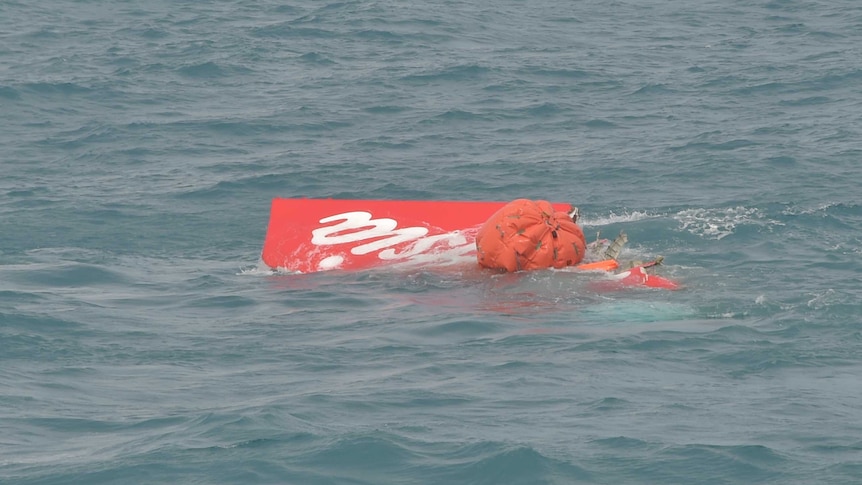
<box><xmin>237</xmin><ymin>259</ymin><xmax>277</xmax><ymax>276</ymax></box>
<box><xmin>781</xmin><ymin>201</ymin><xmax>844</xmax><ymax>216</ymax></box>
<box><xmin>806</xmin><ymin>289</ymin><xmax>837</xmax><ymax>309</ymax></box>
<box><xmin>581</xmin><ymin>210</ymin><xmax>655</xmax><ymax>227</ymax></box>
<box><xmin>673</xmin><ymin>206</ymin><xmax>782</xmax><ymax>240</ymax></box>
<box><xmin>237</xmin><ymin>259</ymin><xmax>301</xmax><ymax>276</ymax></box>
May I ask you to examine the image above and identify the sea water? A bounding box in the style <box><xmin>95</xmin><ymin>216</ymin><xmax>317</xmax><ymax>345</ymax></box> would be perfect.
<box><xmin>2</xmin><ymin>1</ymin><xmax>862</xmax><ymax>483</ymax></box>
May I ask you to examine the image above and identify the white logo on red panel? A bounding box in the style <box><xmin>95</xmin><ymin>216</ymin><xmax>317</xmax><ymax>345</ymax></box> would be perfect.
<box><xmin>310</xmin><ymin>211</ymin><xmax>473</xmax><ymax>269</ymax></box>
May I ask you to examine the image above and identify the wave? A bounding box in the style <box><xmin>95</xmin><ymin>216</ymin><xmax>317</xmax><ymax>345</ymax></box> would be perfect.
<box><xmin>581</xmin><ymin>210</ymin><xmax>656</xmax><ymax>227</ymax></box>
<box><xmin>672</xmin><ymin>206</ymin><xmax>784</xmax><ymax>240</ymax></box>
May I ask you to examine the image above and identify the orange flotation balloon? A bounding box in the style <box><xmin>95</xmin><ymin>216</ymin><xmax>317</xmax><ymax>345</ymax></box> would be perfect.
<box><xmin>476</xmin><ymin>198</ymin><xmax>587</xmax><ymax>272</ymax></box>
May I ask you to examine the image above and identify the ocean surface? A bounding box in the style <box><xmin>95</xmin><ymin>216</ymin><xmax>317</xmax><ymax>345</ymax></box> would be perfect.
<box><xmin>2</xmin><ymin>1</ymin><xmax>862</xmax><ymax>483</ymax></box>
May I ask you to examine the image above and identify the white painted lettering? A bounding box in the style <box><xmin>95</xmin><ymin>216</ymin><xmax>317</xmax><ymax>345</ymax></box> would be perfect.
<box><xmin>378</xmin><ymin>232</ymin><xmax>469</xmax><ymax>260</ymax></box>
<box><xmin>311</xmin><ymin>211</ymin><xmax>430</xmax><ymax>258</ymax></box>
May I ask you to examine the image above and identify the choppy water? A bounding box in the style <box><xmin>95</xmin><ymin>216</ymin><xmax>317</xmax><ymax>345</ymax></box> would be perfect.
<box><xmin>2</xmin><ymin>1</ymin><xmax>862</xmax><ymax>483</ymax></box>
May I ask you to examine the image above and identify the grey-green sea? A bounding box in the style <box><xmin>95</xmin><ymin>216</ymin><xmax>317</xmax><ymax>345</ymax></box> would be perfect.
<box><xmin>2</xmin><ymin>1</ymin><xmax>862</xmax><ymax>483</ymax></box>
